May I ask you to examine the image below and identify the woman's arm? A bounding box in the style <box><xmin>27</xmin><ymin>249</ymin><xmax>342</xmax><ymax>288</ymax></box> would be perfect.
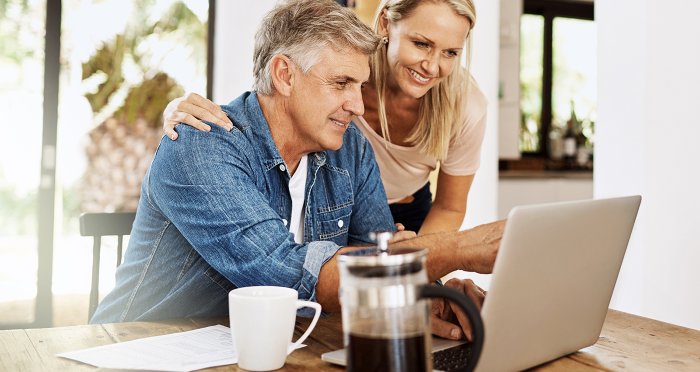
<box><xmin>162</xmin><ymin>93</ymin><xmax>233</xmax><ymax>140</ymax></box>
<box><xmin>418</xmin><ymin>170</ymin><xmax>474</xmax><ymax>235</ymax></box>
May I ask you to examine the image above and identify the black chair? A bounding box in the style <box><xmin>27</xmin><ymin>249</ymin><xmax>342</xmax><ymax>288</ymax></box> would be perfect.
<box><xmin>79</xmin><ymin>212</ymin><xmax>136</xmax><ymax>321</ymax></box>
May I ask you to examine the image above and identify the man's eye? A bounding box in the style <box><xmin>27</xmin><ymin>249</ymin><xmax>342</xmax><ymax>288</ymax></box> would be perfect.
<box><xmin>336</xmin><ymin>81</ymin><xmax>348</xmax><ymax>88</ymax></box>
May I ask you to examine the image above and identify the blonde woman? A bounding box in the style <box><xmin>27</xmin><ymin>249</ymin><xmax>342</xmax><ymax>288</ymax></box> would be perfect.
<box><xmin>164</xmin><ymin>0</ymin><xmax>486</xmax><ymax>235</ymax></box>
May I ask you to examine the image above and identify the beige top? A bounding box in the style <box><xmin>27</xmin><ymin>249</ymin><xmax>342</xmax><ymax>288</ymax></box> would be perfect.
<box><xmin>355</xmin><ymin>83</ymin><xmax>487</xmax><ymax>203</ymax></box>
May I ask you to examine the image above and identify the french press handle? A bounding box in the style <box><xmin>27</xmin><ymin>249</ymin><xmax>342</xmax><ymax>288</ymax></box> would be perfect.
<box><xmin>420</xmin><ymin>284</ymin><xmax>485</xmax><ymax>372</ymax></box>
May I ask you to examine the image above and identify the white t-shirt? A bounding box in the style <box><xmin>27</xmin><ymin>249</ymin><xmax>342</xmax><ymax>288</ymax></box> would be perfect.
<box><xmin>355</xmin><ymin>80</ymin><xmax>488</xmax><ymax>203</ymax></box>
<box><xmin>287</xmin><ymin>155</ymin><xmax>308</xmax><ymax>244</ymax></box>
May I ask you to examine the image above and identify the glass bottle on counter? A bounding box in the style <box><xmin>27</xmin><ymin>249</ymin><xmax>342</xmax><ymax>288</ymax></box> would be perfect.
<box><xmin>563</xmin><ymin>101</ymin><xmax>579</xmax><ymax>169</ymax></box>
<box><xmin>548</xmin><ymin>124</ymin><xmax>564</xmax><ymax>161</ymax></box>
<box><xmin>576</xmin><ymin>120</ymin><xmax>590</xmax><ymax>168</ymax></box>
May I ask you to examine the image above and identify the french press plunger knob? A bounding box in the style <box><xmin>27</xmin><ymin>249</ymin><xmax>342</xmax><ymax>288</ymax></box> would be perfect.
<box><xmin>369</xmin><ymin>231</ymin><xmax>393</xmax><ymax>254</ymax></box>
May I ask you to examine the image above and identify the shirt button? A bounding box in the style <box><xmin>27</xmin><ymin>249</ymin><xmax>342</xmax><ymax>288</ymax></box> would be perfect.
<box><xmin>279</xmin><ymin>164</ymin><xmax>286</xmax><ymax>172</ymax></box>
<box><xmin>337</xmin><ymin>219</ymin><xmax>344</xmax><ymax>228</ymax></box>
<box><xmin>282</xmin><ymin>219</ymin><xmax>288</xmax><ymax>226</ymax></box>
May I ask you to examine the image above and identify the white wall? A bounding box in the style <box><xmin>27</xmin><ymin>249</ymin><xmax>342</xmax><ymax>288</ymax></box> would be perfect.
<box><xmin>212</xmin><ymin>0</ymin><xmax>279</xmax><ymax>103</ymax></box>
<box><xmin>462</xmin><ymin>0</ymin><xmax>500</xmax><ymax>228</ymax></box>
<box><xmin>597</xmin><ymin>0</ymin><xmax>700</xmax><ymax>330</ymax></box>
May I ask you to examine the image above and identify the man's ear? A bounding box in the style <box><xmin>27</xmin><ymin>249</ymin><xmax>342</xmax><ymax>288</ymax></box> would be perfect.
<box><xmin>269</xmin><ymin>55</ymin><xmax>295</xmax><ymax>96</ymax></box>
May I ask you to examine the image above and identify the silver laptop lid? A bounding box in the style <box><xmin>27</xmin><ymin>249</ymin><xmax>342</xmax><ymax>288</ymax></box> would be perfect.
<box><xmin>476</xmin><ymin>195</ymin><xmax>641</xmax><ymax>372</ymax></box>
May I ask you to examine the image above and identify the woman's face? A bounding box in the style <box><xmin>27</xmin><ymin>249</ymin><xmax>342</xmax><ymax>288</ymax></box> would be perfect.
<box><xmin>381</xmin><ymin>1</ymin><xmax>471</xmax><ymax>99</ymax></box>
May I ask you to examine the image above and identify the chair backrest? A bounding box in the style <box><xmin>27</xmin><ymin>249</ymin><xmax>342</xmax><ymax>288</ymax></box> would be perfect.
<box><xmin>79</xmin><ymin>212</ymin><xmax>136</xmax><ymax>322</ymax></box>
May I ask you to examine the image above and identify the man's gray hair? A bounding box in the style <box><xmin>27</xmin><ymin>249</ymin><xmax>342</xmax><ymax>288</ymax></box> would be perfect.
<box><xmin>253</xmin><ymin>0</ymin><xmax>380</xmax><ymax>95</ymax></box>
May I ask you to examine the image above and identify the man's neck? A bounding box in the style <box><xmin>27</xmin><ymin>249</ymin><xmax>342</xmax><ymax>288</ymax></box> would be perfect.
<box><xmin>257</xmin><ymin>93</ymin><xmax>309</xmax><ymax>175</ymax></box>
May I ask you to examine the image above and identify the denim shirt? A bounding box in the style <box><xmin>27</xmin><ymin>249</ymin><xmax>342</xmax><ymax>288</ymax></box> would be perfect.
<box><xmin>91</xmin><ymin>92</ymin><xmax>394</xmax><ymax>323</ymax></box>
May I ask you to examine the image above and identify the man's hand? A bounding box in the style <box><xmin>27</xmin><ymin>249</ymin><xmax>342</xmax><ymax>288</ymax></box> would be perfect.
<box><xmin>163</xmin><ymin>93</ymin><xmax>233</xmax><ymax>140</ymax></box>
<box><xmin>430</xmin><ymin>278</ymin><xmax>486</xmax><ymax>341</ymax></box>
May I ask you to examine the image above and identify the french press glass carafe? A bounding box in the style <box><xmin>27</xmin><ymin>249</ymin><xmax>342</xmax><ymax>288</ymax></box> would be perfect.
<box><xmin>337</xmin><ymin>233</ymin><xmax>484</xmax><ymax>372</ymax></box>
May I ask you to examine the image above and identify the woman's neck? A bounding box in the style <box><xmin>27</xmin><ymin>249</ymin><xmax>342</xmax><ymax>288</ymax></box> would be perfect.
<box><xmin>362</xmin><ymin>83</ymin><xmax>421</xmax><ymax>146</ymax></box>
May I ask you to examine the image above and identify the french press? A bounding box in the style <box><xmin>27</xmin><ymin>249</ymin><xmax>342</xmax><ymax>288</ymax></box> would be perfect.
<box><xmin>337</xmin><ymin>232</ymin><xmax>484</xmax><ymax>372</ymax></box>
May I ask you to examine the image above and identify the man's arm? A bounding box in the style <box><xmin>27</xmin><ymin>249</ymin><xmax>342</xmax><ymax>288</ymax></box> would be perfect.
<box><xmin>315</xmin><ymin>220</ymin><xmax>504</xmax><ymax>312</ymax></box>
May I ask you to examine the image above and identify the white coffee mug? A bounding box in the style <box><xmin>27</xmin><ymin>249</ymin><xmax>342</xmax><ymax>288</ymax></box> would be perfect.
<box><xmin>228</xmin><ymin>286</ymin><xmax>321</xmax><ymax>371</ymax></box>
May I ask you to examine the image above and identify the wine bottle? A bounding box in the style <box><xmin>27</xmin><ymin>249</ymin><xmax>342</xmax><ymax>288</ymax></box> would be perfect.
<box><xmin>576</xmin><ymin>121</ymin><xmax>589</xmax><ymax>168</ymax></box>
<box><xmin>563</xmin><ymin>101</ymin><xmax>578</xmax><ymax>169</ymax></box>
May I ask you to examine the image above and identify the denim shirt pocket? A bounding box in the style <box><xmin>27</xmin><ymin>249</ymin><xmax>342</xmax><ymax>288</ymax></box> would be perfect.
<box><xmin>317</xmin><ymin>202</ymin><xmax>353</xmax><ymax>243</ymax></box>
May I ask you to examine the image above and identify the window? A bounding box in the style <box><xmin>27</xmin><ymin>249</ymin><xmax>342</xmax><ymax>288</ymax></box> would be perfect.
<box><xmin>507</xmin><ymin>0</ymin><xmax>595</xmax><ymax>170</ymax></box>
<box><xmin>0</xmin><ymin>0</ymin><xmax>47</xmax><ymax>326</ymax></box>
<box><xmin>0</xmin><ymin>0</ymin><xmax>214</xmax><ymax>328</ymax></box>
<box><xmin>520</xmin><ymin>14</ymin><xmax>545</xmax><ymax>153</ymax></box>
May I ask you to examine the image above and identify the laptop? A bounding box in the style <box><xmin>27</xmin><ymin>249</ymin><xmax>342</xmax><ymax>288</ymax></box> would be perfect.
<box><xmin>321</xmin><ymin>195</ymin><xmax>642</xmax><ymax>371</ymax></box>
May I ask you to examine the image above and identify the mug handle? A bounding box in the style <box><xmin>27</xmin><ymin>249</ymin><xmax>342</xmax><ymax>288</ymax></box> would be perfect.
<box><xmin>287</xmin><ymin>300</ymin><xmax>322</xmax><ymax>354</ymax></box>
<box><xmin>419</xmin><ymin>284</ymin><xmax>485</xmax><ymax>372</ymax></box>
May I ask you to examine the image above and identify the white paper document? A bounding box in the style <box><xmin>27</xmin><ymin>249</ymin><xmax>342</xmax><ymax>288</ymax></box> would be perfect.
<box><xmin>57</xmin><ymin>325</ymin><xmax>305</xmax><ymax>371</ymax></box>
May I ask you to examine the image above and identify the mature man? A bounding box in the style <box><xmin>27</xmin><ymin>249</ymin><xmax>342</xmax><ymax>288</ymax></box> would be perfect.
<box><xmin>91</xmin><ymin>0</ymin><xmax>502</xmax><ymax>341</ymax></box>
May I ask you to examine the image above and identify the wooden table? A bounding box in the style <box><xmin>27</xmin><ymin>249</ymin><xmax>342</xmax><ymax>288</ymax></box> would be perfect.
<box><xmin>1</xmin><ymin>310</ymin><xmax>699</xmax><ymax>371</ymax></box>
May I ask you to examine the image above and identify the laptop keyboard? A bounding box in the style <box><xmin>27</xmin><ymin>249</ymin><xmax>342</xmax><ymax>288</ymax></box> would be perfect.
<box><xmin>432</xmin><ymin>343</ymin><xmax>472</xmax><ymax>371</ymax></box>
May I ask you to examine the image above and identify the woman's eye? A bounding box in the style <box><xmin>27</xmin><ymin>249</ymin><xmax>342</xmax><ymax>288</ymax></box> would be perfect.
<box><xmin>413</xmin><ymin>41</ymin><xmax>429</xmax><ymax>48</ymax></box>
<box><xmin>445</xmin><ymin>50</ymin><xmax>459</xmax><ymax>58</ymax></box>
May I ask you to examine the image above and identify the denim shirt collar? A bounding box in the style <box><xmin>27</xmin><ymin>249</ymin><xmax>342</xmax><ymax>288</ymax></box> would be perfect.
<box><xmin>223</xmin><ymin>91</ymin><xmax>327</xmax><ymax>172</ymax></box>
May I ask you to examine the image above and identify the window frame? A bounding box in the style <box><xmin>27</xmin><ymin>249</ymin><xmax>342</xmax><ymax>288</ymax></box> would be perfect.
<box><xmin>513</xmin><ymin>0</ymin><xmax>594</xmax><ymax>163</ymax></box>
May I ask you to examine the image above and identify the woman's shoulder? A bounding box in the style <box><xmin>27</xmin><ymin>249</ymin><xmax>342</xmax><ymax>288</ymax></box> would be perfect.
<box><xmin>463</xmin><ymin>74</ymin><xmax>487</xmax><ymax>111</ymax></box>
<box><xmin>455</xmin><ymin>73</ymin><xmax>487</xmax><ymax>129</ymax></box>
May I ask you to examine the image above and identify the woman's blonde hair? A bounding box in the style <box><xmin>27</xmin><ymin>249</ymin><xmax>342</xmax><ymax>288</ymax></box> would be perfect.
<box><xmin>371</xmin><ymin>0</ymin><xmax>476</xmax><ymax>160</ymax></box>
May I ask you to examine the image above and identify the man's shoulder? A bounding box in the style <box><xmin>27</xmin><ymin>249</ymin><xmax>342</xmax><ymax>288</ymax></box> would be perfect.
<box><xmin>168</xmin><ymin>121</ymin><xmax>252</xmax><ymax>156</ymax></box>
<box><xmin>167</xmin><ymin>92</ymin><xmax>260</xmax><ymax>157</ymax></box>
<box><xmin>149</xmin><ymin>127</ymin><xmax>254</xmax><ymax>190</ymax></box>
<box><xmin>152</xmin><ymin>113</ymin><xmax>256</xmax><ymax>179</ymax></box>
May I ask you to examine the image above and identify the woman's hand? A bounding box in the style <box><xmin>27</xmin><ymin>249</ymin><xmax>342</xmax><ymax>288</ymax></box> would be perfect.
<box><xmin>163</xmin><ymin>93</ymin><xmax>233</xmax><ymax>140</ymax></box>
<box><xmin>430</xmin><ymin>278</ymin><xmax>487</xmax><ymax>341</ymax></box>
<box><xmin>389</xmin><ymin>223</ymin><xmax>417</xmax><ymax>243</ymax></box>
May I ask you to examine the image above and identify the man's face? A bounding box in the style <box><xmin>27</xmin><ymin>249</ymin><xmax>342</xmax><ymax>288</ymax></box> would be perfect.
<box><xmin>288</xmin><ymin>48</ymin><xmax>370</xmax><ymax>152</ymax></box>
